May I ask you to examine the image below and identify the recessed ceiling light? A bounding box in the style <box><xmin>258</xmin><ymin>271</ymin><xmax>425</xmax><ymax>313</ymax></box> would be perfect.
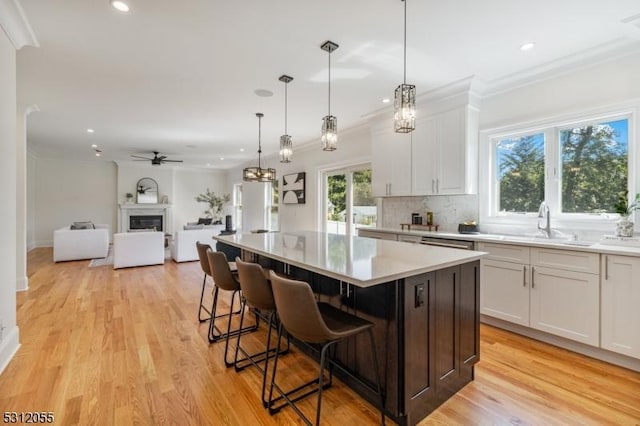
<box><xmin>95</xmin><ymin>152</ymin><xmax>101</xmax><ymax>157</ymax></box>
<box><xmin>91</xmin><ymin>144</ymin><xmax>98</xmax><ymax>148</ymax></box>
<box><xmin>87</xmin><ymin>128</ymin><xmax>95</xmax><ymax>133</ymax></box>
<box><xmin>254</xmin><ymin>89</ymin><xmax>274</xmax><ymax>98</ymax></box>
<box><xmin>220</xmin><ymin>157</ymin><xmax>224</xmax><ymax>160</ymax></box>
<box><xmin>206</xmin><ymin>163</ymin><xmax>211</xmax><ymax>167</ymax></box>
<box><xmin>520</xmin><ymin>42</ymin><xmax>535</xmax><ymax>51</ymax></box>
<box><xmin>240</xmin><ymin>148</ymin><xmax>245</xmax><ymax>152</ymax></box>
<box><xmin>382</xmin><ymin>98</ymin><xmax>390</xmax><ymax>104</ymax></box>
<box><xmin>110</xmin><ymin>1</ymin><xmax>130</xmax><ymax>12</ymax></box>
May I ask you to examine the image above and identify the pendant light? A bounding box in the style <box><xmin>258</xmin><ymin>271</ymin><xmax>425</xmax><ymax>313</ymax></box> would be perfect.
<box><xmin>243</xmin><ymin>113</ymin><xmax>276</xmax><ymax>183</ymax></box>
<box><xmin>394</xmin><ymin>0</ymin><xmax>416</xmax><ymax>133</ymax></box>
<box><xmin>279</xmin><ymin>74</ymin><xmax>293</xmax><ymax>163</ymax></box>
<box><xmin>321</xmin><ymin>40</ymin><xmax>339</xmax><ymax>151</ymax></box>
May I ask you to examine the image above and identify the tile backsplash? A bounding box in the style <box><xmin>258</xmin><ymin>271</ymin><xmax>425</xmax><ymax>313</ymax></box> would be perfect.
<box><xmin>380</xmin><ymin>195</ymin><xmax>479</xmax><ymax>232</ymax></box>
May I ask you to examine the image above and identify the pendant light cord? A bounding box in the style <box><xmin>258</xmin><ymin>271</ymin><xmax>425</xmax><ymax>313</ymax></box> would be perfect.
<box><xmin>258</xmin><ymin>115</ymin><xmax>262</xmax><ymax>168</ymax></box>
<box><xmin>328</xmin><ymin>49</ymin><xmax>331</xmax><ymax>117</ymax></box>
<box><xmin>284</xmin><ymin>82</ymin><xmax>288</xmax><ymax>134</ymax></box>
<box><xmin>403</xmin><ymin>0</ymin><xmax>407</xmax><ymax>84</ymax></box>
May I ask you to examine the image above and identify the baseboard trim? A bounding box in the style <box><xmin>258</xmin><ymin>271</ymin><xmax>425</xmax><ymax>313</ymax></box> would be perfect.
<box><xmin>16</xmin><ymin>276</ymin><xmax>28</xmax><ymax>292</ymax></box>
<box><xmin>481</xmin><ymin>315</ymin><xmax>640</xmax><ymax>372</ymax></box>
<box><xmin>0</xmin><ymin>326</ymin><xmax>20</xmax><ymax>376</ymax></box>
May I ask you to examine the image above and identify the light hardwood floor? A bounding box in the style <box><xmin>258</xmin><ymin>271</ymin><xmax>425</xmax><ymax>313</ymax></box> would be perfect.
<box><xmin>1</xmin><ymin>248</ymin><xmax>639</xmax><ymax>425</ymax></box>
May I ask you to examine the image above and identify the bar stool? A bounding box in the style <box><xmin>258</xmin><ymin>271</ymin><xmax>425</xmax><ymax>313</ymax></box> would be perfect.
<box><xmin>206</xmin><ymin>249</ymin><xmax>258</xmax><ymax>366</ymax></box>
<box><xmin>267</xmin><ymin>271</ymin><xmax>386</xmax><ymax>426</ymax></box>
<box><xmin>234</xmin><ymin>257</ymin><xmax>289</xmax><ymax>406</ymax></box>
<box><xmin>195</xmin><ymin>242</ymin><xmax>238</xmax><ymax>322</ymax></box>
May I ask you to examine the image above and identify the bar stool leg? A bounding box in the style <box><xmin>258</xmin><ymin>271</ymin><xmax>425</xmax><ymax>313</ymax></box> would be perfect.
<box><xmin>316</xmin><ymin>341</ymin><xmax>337</xmax><ymax>426</ymax></box>
<box><xmin>198</xmin><ymin>273</ymin><xmax>211</xmax><ymax>322</ymax></box>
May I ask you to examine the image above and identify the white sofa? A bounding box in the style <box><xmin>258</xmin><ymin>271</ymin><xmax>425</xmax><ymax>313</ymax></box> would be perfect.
<box><xmin>170</xmin><ymin>225</ymin><xmax>224</xmax><ymax>262</ymax></box>
<box><xmin>113</xmin><ymin>231</ymin><xmax>165</xmax><ymax>269</ymax></box>
<box><xmin>53</xmin><ymin>224</ymin><xmax>110</xmax><ymax>262</ymax></box>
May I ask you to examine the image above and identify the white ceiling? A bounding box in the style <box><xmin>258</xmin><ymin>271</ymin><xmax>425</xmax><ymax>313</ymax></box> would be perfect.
<box><xmin>17</xmin><ymin>0</ymin><xmax>640</xmax><ymax>169</ymax></box>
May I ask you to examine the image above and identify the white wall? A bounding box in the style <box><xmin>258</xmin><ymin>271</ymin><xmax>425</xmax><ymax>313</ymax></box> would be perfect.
<box><xmin>480</xmin><ymin>52</ymin><xmax>640</xmax><ymax>130</ymax></box>
<box><xmin>116</xmin><ymin>163</ymin><xmax>174</xmax><ymax>205</ymax></box>
<box><xmin>227</xmin><ymin>125</ymin><xmax>372</xmax><ymax>232</ymax></box>
<box><xmin>0</xmin><ymin>28</ymin><xmax>19</xmax><ymax>374</ymax></box>
<box><xmin>173</xmin><ymin>168</ymin><xmax>228</xmax><ymax>229</ymax></box>
<box><xmin>32</xmin><ymin>158</ymin><xmax>117</xmax><ymax>246</ymax></box>
<box><xmin>26</xmin><ymin>151</ymin><xmax>35</xmax><ymax>250</ymax></box>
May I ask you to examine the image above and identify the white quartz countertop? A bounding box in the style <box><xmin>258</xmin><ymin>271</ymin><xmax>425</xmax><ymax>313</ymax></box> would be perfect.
<box><xmin>213</xmin><ymin>231</ymin><xmax>486</xmax><ymax>287</ymax></box>
<box><xmin>360</xmin><ymin>227</ymin><xmax>640</xmax><ymax>257</ymax></box>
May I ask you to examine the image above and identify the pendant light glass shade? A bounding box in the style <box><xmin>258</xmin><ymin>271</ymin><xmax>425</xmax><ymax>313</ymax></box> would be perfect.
<box><xmin>321</xmin><ymin>115</ymin><xmax>338</xmax><ymax>151</ymax></box>
<box><xmin>279</xmin><ymin>75</ymin><xmax>293</xmax><ymax>163</ymax></box>
<box><xmin>243</xmin><ymin>113</ymin><xmax>276</xmax><ymax>183</ymax></box>
<box><xmin>394</xmin><ymin>0</ymin><xmax>416</xmax><ymax>133</ymax></box>
<box><xmin>394</xmin><ymin>83</ymin><xmax>415</xmax><ymax>133</ymax></box>
<box><xmin>321</xmin><ymin>40</ymin><xmax>339</xmax><ymax>151</ymax></box>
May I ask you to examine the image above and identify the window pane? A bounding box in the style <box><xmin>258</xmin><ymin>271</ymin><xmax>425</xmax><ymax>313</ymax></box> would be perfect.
<box><xmin>326</xmin><ymin>174</ymin><xmax>346</xmax><ymax>234</ymax></box>
<box><xmin>496</xmin><ymin>134</ymin><xmax>545</xmax><ymax>212</ymax></box>
<box><xmin>353</xmin><ymin>169</ymin><xmax>376</xmax><ymax>227</ymax></box>
<box><xmin>270</xmin><ymin>180</ymin><xmax>279</xmax><ymax>231</ymax></box>
<box><xmin>560</xmin><ymin>119</ymin><xmax>628</xmax><ymax>213</ymax></box>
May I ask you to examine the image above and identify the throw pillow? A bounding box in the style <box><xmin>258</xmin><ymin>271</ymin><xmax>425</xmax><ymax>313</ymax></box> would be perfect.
<box><xmin>197</xmin><ymin>218</ymin><xmax>213</xmax><ymax>225</ymax></box>
<box><xmin>70</xmin><ymin>221</ymin><xmax>95</xmax><ymax>230</ymax></box>
<box><xmin>184</xmin><ymin>224</ymin><xmax>204</xmax><ymax>230</ymax></box>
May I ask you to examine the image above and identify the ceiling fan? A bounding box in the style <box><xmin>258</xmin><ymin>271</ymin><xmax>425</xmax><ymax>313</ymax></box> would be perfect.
<box><xmin>130</xmin><ymin>151</ymin><xmax>183</xmax><ymax>166</ymax></box>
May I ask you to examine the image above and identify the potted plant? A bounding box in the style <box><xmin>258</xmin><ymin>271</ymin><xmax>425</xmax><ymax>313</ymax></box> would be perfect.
<box><xmin>195</xmin><ymin>189</ymin><xmax>231</xmax><ymax>223</ymax></box>
<box><xmin>125</xmin><ymin>193</ymin><xmax>134</xmax><ymax>203</ymax></box>
<box><xmin>613</xmin><ymin>190</ymin><xmax>640</xmax><ymax>237</ymax></box>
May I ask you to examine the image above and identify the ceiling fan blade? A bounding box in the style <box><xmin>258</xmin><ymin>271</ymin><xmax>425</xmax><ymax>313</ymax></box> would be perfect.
<box><xmin>131</xmin><ymin>155</ymin><xmax>153</xmax><ymax>160</ymax></box>
<box><xmin>158</xmin><ymin>155</ymin><xmax>167</xmax><ymax>160</ymax></box>
<box><xmin>162</xmin><ymin>159</ymin><xmax>183</xmax><ymax>163</ymax></box>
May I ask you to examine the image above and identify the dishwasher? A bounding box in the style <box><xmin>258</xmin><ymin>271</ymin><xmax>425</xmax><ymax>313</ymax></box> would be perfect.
<box><xmin>419</xmin><ymin>236</ymin><xmax>474</xmax><ymax>250</ymax></box>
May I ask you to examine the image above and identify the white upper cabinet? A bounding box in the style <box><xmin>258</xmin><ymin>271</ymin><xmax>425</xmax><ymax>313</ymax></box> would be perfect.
<box><xmin>371</xmin><ymin>120</ymin><xmax>412</xmax><ymax>197</ymax></box>
<box><xmin>413</xmin><ymin>105</ymin><xmax>479</xmax><ymax>196</ymax></box>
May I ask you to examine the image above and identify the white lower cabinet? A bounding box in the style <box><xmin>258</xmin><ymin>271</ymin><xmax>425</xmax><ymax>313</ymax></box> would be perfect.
<box><xmin>529</xmin><ymin>265</ymin><xmax>599</xmax><ymax>346</ymax></box>
<box><xmin>479</xmin><ymin>243</ymin><xmax>600</xmax><ymax>346</ymax></box>
<box><xmin>601</xmin><ymin>255</ymin><xmax>640</xmax><ymax>359</ymax></box>
<box><xmin>480</xmin><ymin>259</ymin><xmax>530</xmax><ymax>326</ymax></box>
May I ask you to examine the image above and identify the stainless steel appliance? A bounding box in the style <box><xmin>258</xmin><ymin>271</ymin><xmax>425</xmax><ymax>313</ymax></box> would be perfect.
<box><xmin>420</xmin><ymin>236</ymin><xmax>474</xmax><ymax>250</ymax></box>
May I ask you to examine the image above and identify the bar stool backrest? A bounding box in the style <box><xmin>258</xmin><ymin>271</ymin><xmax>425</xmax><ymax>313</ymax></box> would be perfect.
<box><xmin>235</xmin><ymin>258</ymin><xmax>275</xmax><ymax>311</ymax></box>
<box><xmin>196</xmin><ymin>241</ymin><xmax>212</xmax><ymax>276</ymax></box>
<box><xmin>207</xmin><ymin>249</ymin><xmax>240</xmax><ymax>292</ymax></box>
<box><xmin>269</xmin><ymin>271</ymin><xmax>333</xmax><ymax>344</ymax></box>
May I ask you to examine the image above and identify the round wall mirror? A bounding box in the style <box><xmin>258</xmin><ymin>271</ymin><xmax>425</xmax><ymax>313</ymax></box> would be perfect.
<box><xmin>136</xmin><ymin>177</ymin><xmax>158</xmax><ymax>204</ymax></box>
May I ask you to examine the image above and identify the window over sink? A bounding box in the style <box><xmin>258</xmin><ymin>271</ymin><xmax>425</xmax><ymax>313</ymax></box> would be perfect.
<box><xmin>481</xmin><ymin>108</ymin><xmax>635</xmax><ymax>228</ymax></box>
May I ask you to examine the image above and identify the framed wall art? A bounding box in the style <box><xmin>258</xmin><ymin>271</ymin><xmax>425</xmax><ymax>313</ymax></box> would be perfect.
<box><xmin>282</xmin><ymin>172</ymin><xmax>305</xmax><ymax>204</ymax></box>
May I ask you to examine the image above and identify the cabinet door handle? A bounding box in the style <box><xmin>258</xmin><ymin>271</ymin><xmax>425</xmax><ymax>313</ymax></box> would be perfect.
<box><xmin>531</xmin><ymin>266</ymin><xmax>535</xmax><ymax>288</ymax></box>
<box><xmin>605</xmin><ymin>255</ymin><xmax>608</xmax><ymax>280</ymax></box>
<box><xmin>432</xmin><ymin>179</ymin><xmax>435</xmax><ymax>193</ymax></box>
<box><xmin>523</xmin><ymin>265</ymin><xmax>527</xmax><ymax>286</ymax></box>
<box><xmin>436</xmin><ymin>179</ymin><xmax>440</xmax><ymax>193</ymax></box>
<box><xmin>389</xmin><ymin>183</ymin><xmax>392</xmax><ymax>195</ymax></box>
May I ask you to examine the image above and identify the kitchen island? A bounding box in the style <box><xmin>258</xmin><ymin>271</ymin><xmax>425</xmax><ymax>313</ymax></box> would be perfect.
<box><xmin>213</xmin><ymin>231</ymin><xmax>486</xmax><ymax>425</ymax></box>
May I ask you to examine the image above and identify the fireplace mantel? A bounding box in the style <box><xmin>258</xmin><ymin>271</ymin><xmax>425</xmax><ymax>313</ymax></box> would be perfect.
<box><xmin>118</xmin><ymin>204</ymin><xmax>173</xmax><ymax>234</ymax></box>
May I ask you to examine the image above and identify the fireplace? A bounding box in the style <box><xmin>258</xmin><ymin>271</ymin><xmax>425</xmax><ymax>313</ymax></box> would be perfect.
<box><xmin>118</xmin><ymin>203</ymin><xmax>172</xmax><ymax>234</ymax></box>
<box><xmin>130</xmin><ymin>215</ymin><xmax>163</xmax><ymax>232</ymax></box>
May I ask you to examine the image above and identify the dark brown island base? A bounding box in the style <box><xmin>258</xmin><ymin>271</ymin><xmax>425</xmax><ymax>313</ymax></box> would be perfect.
<box><xmin>214</xmin><ymin>231</ymin><xmax>485</xmax><ymax>425</ymax></box>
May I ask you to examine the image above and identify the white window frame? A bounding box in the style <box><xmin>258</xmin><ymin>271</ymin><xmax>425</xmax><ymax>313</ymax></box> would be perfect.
<box><xmin>233</xmin><ymin>183</ymin><xmax>242</xmax><ymax>232</ymax></box>
<box><xmin>266</xmin><ymin>180</ymin><xmax>279</xmax><ymax>232</ymax></box>
<box><xmin>479</xmin><ymin>103</ymin><xmax>638</xmax><ymax>233</ymax></box>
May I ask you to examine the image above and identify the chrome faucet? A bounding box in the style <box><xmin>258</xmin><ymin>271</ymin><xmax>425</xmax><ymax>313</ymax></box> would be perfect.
<box><xmin>537</xmin><ymin>201</ymin><xmax>551</xmax><ymax>238</ymax></box>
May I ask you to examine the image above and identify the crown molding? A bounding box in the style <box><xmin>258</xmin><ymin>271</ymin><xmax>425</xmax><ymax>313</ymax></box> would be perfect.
<box><xmin>0</xmin><ymin>0</ymin><xmax>38</xmax><ymax>49</ymax></box>
<box><xmin>483</xmin><ymin>38</ymin><xmax>640</xmax><ymax>98</ymax></box>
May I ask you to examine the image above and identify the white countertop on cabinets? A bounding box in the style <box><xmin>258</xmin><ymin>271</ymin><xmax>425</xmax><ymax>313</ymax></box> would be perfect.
<box><xmin>213</xmin><ymin>231</ymin><xmax>486</xmax><ymax>288</ymax></box>
<box><xmin>358</xmin><ymin>227</ymin><xmax>640</xmax><ymax>257</ymax></box>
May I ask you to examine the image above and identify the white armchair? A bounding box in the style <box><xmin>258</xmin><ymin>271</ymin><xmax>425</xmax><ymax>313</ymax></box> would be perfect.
<box><xmin>113</xmin><ymin>231</ymin><xmax>165</xmax><ymax>269</ymax></box>
<box><xmin>170</xmin><ymin>225</ymin><xmax>224</xmax><ymax>262</ymax></box>
<box><xmin>53</xmin><ymin>224</ymin><xmax>110</xmax><ymax>262</ymax></box>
